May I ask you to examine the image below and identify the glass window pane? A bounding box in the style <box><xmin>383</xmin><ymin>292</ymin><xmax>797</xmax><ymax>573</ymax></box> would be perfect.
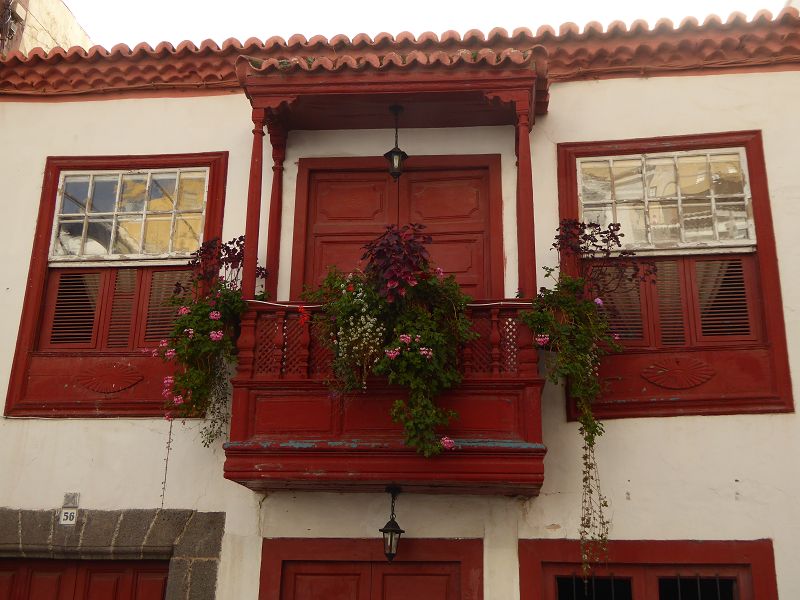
<box><xmin>645</xmin><ymin>157</ymin><xmax>678</xmax><ymax>198</ymax></box>
<box><xmin>148</xmin><ymin>173</ymin><xmax>177</xmax><ymax>211</ymax></box>
<box><xmin>176</xmin><ymin>173</ymin><xmax>206</xmax><ymax>210</ymax></box>
<box><xmin>678</xmin><ymin>155</ymin><xmax>710</xmax><ymax>197</ymax></box>
<box><xmin>683</xmin><ymin>200</ymin><xmax>715</xmax><ymax>242</ymax></box>
<box><xmin>89</xmin><ymin>176</ymin><xmax>118</xmax><ymax>213</ymax></box>
<box><xmin>120</xmin><ymin>175</ymin><xmax>147</xmax><ymax>212</ymax></box>
<box><xmin>716</xmin><ymin>201</ymin><xmax>752</xmax><ymax>241</ymax></box>
<box><xmin>649</xmin><ymin>200</ymin><xmax>681</xmax><ymax>244</ymax></box>
<box><xmin>173</xmin><ymin>215</ymin><xmax>202</xmax><ymax>253</ymax></box>
<box><xmin>711</xmin><ymin>154</ymin><xmax>745</xmax><ymax>196</ymax></box>
<box><xmin>582</xmin><ymin>204</ymin><xmax>613</xmax><ymax>228</ymax></box>
<box><xmin>53</xmin><ymin>221</ymin><xmax>84</xmax><ymax>256</ymax></box>
<box><xmin>113</xmin><ymin>217</ymin><xmax>143</xmax><ymax>254</ymax></box>
<box><xmin>83</xmin><ymin>220</ymin><xmax>113</xmax><ymax>255</ymax></box>
<box><xmin>143</xmin><ymin>217</ymin><xmax>172</xmax><ymax>253</ymax></box>
<box><xmin>580</xmin><ymin>161</ymin><xmax>612</xmax><ymax>203</ymax></box>
<box><xmin>612</xmin><ymin>159</ymin><xmax>644</xmax><ymax>201</ymax></box>
<box><xmin>616</xmin><ymin>203</ymin><xmax>648</xmax><ymax>245</ymax></box>
<box><xmin>61</xmin><ymin>177</ymin><xmax>89</xmax><ymax>214</ymax></box>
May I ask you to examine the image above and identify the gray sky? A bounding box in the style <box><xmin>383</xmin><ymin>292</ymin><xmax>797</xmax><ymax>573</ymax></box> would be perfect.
<box><xmin>64</xmin><ymin>0</ymin><xmax>788</xmax><ymax>49</ymax></box>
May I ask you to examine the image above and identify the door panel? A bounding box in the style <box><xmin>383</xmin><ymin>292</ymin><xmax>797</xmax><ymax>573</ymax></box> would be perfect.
<box><xmin>281</xmin><ymin>562</ymin><xmax>370</xmax><ymax>600</ymax></box>
<box><xmin>301</xmin><ymin>163</ymin><xmax>496</xmax><ymax>299</ymax></box>
<box><xmin>0</xmin><ymin>560</ymin><xmax>167</xmax><ymax>600</ymax></box>
<box><xmin>373</xmin><ymin>563</ymin><xmax>458</xmax><ymax>600</ymax></box>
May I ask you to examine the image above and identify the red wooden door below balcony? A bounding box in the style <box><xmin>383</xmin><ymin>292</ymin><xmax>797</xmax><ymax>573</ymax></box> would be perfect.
<box><xmin>0</xmin><ymin>559</ymin><xmax>168</xmax><ymax>600</ymax></box>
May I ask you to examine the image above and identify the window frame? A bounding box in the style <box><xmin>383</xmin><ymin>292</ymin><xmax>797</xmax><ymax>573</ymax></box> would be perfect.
<box><xmin>5</xmin><ymin>152</ymin><xmax>228</xmax><ymax>417</ymax></box>
<box><xmin>557</xmin><ymin>130</ymin><xmax>792</xmax><ymax>419</ymax></box>
<box><xmin>519</xmin><ymin>539</ymin><xmax>778</xmax><ymax>600</ymax></box>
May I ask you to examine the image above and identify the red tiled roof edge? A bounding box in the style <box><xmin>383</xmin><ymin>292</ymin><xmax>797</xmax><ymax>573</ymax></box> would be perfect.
<box><xmin>1</xmin><ymin>7</ymin><xmax>798</xmax><ymax>98</ymax></box>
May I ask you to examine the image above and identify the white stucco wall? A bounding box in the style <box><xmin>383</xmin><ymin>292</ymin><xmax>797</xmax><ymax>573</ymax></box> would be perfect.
<box><xmin>0</xmin><ymin>68</ymin><xmax>799</xmax><ymax>599</ymax></box>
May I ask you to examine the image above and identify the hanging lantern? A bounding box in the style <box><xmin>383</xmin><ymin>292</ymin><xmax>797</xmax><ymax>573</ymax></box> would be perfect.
<box><xmin>379</xmin><ymin>486</ymin><xmax>405</xmax><ymax>562</ymax></box>
<box><xmin>384</xmin><ymin>105</ymin><xmax>408</xmax><ymax>180</ymax></box>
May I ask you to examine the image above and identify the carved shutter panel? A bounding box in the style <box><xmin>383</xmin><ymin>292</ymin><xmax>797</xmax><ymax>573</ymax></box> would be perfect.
<box><xmin>42</xmin><ymin>270</ymin><xmax>103</xmax><ymax>349</ymax></box>
<box><xmin>141</xmin><ymin>269</ymin><xmax>192</xmax><ymax>344</ymax></box>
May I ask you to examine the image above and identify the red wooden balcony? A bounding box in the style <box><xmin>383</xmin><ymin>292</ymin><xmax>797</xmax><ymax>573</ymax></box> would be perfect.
<box><xmin>224</xmin><ymin>301</ymin><xmax>546</xmax><ymax>496</ymax></box>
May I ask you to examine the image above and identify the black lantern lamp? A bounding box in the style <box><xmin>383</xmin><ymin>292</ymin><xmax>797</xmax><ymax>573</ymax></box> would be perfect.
<box><xmin>379</xmin><ymin>486</ymin><xmax>404</xmax><ymax>562</ymax></box>
<box><xmin>384</xmin><ymin>105</ymin><xmax>408</xmax><ymax>180</ymax></box>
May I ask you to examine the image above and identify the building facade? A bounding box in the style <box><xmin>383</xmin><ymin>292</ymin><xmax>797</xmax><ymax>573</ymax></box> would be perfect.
<box><xmin>0</xmin><ymin>7</ymin><xmax>799</xmax><ymax>599</ymax></box>
<box><xmin>0</xmin><ymin>0</ymin><xmax>90</xmax><ymax>57</ymax></box>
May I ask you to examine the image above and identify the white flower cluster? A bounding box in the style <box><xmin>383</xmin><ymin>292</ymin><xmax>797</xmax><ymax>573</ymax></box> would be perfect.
<box><xmin>333</xmin><ymin>281</ymin><xmax>385</xmax><ymax>389</ymax></box>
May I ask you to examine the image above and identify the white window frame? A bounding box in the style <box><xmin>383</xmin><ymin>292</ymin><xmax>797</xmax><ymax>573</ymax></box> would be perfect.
<box><xmin>577</xmin><ymin>147</ymin><xmax>755</xmax><ymax>255</ymax></box>
<box><xmin>48</xmin><ymin>167</ymin><xmax>210</xmax><ymax>266</ymax></box>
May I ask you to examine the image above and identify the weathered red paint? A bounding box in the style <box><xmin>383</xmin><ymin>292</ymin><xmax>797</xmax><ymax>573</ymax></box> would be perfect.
<box><xmin>519</xmin><ymin>539</ymin><xmax>778</xmax><ymax>600</ymax></box>
<box><xmin>289</xmin><ymin>155</ymin><xmax>505</xmax><ymax>300</ymax></box>
<box><xmin>0</xmin><ymin>558</ymin><xmax>169</xmax><ymax>600</ymax></box>
<box><xmin>225</xmin><ymin>302</ymin><xmax>546</xmax><ymax>495</ymax></box>
<box><xmin>5</xmin><ymin>152</ymin><xmax>228</xmax><ymax>417</ymax></box>
<box><xmin>264</xmin><ymin>121</ymin><xmax>287</xmax><ymax>299</ymax></box>
<box><xmin>557</xmin><ymin>130</ymin><xmax>793</xmax><ymax>419</ymax></box>
<box><xmin>260</xmin><ymin>538</ymin><xmax>483</xmax><ymax>600</ymax></box>
<box><xmin>242</xmin><ymin>109</ymin><xmax>266</xmax><ymax>300</ymax></box>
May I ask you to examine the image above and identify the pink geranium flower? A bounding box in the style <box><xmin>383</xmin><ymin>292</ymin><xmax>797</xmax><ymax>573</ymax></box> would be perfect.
<box><xmin>172</xmin><ymin>395</ymin><xmax>184</xmax><ymax>405</ymax></box>
<box><xmin>177</xmin><ymin>306</ymin><xmax>191</xmax><ymax>316</ymax></box>
<box><xmin>535</xmin><ymin>334</ymin><xmax>550</xmax><ymax>347</ymax></box>
<box><xmin>209</xmin><ymin>310</ymin><xmax>221</xmax><ymax>320</ymax></box>
<box><xmin>209</xmin><ymin>330</ymin><xmax>224</xmax><ymax>342</ymax></box>
<box><xmin>434</xmin><ymin>267</ymin><xmax>445</xmax><ymax>280</ymax></box>
<box><xmin>385</xmin><ymin>348</ymin><xmax>401</xmax><ymax>360</ymax></box>
<box><xmin>165</xmin><ymin>348</ymin><xmax>176</xmax><ymax>360</ymax></box>
<box><xmin>593</xmin><ymin>297</ymin><xmax>604</xmax><ymax>307</ymax></box>
<box><xmin>184</xmin><ymin>328</ymin><xmax>194</xmax><ymax>339</ymax></box>
<box><xmin>399</xmin><ymin>334</ymin><xmax>412</xmax><ymax>345</ymax></box>
<box><xmin>440</xmin><ymin>436</ymin><xmax>456</xmax><ymax>450</ymax></box>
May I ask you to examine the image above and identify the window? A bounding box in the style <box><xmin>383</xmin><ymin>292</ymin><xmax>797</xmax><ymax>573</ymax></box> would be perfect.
<box><xmin>557</xmin><ymin>131</ymin><xmax>791</xmax><ymax>419</ymax></box>
<box><xmin>519</xmin><ymin>540</ymin><xmax>778</xmax><ymax>600</ymax></box>
<box><xmin>6</xmin><ymin>153</ymin><xmax>227</xmax><ymax>417</ymax></box>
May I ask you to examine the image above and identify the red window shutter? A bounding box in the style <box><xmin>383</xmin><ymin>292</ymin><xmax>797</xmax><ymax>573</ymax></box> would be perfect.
<box><xmin>105</xmin><ymin>268</ymin><xmax>138</xmax><ymax>348</ymax></box>
<box><xmin>692</xmin><ymin>257</ymin><xmax>756</xmax><ymax>342</ymax></box>
<box><xmin>41</xmin><ymin>270</ymin><xmax>103</xmax><ymax>349</ymax></box>
<box><xmin>594</xmin><ymin>264</ymin><xmax>648</xmax><ymax>345</ymax></box>
<box><xmin>140</xmin><ymin>269</ymin><xmax>192</xmax><ymax>344</ymax></box>
<box><xmin>653</xmin><ymin>259</ymin><xmax>687</xmax><ymax>346</ymax></box>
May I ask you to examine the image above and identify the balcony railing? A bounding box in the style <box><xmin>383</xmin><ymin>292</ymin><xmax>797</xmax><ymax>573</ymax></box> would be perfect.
<box><xmin>224</xmin><ymin>300</ymin><xmax>547</xmax><ymax>496</ymax></box>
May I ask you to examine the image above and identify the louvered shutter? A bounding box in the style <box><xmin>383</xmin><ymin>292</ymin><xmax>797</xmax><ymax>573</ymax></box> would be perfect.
<box><xmin>41</xmin><ymin>270</ymin><xmax>103</xmax><ymax>349</ymax></box>
<box><xmin>105</xmin><ymin>269</ymin><xmax>138</xmax><ymax>348</ymax></box>
<box><xmin>596</xmin><ymin>264</ymin><xmax>647</xmax><ymax>344</ymax></box>
<box><xmin>141</xmin><ymin>269</ymin><xmax>192</xmax><ymax>344</ymax></box>
<box><xmin>654</xmin><ymin>260</ymin><xmax>687</xmax><ymax>346</ymax></box>
<box><xmin>692</xmin><ymin>257</ymin><xmax>757</xmax><ymax>342</ymax></box>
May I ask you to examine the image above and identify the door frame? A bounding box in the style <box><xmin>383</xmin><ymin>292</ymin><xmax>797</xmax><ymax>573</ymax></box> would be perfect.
<box><xmin>289</xmin><ymin>155</ymin><xmax>505</xmax><ymax>299</ymax></box>
<box><xmin>259</xmin><ymin>538</ymin><xmax>483</xmax><ymax>600</ymax></box>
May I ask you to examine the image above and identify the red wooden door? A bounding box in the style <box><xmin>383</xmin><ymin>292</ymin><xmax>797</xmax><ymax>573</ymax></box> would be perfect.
<box><xmin>0</xmin><ymin>560</ymin><xmax>167</xmax><ymax>600</ymax></box>
<box><xmin>294</xmin><ymin>157</ymin><xmax>503</xmax><ymax>300</ymax></box>
<box><xmin>279</xmin><ymin>560</ymin><xmax>459</xmax><ymax>600</ymax></box>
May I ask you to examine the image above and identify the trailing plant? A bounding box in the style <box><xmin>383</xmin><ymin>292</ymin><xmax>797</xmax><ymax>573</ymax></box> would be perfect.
<box><xmin>306</xmin><ymin>224</ymin><xmax>475</xmax><ymax>457</ymax></box>
<box><xmin>153</xmin><ymin>236</ymin><xmax>267</xmax><ymax>446</ymax></box>
<box><xmin>520</xmin><ymin>219</ymin><xmax>651</xmax><ymax>570</ymax></box>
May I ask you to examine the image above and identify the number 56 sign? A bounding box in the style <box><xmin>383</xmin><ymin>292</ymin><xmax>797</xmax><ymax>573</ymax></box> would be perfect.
<box><xmin>59</xmin><ymin>509</ymin><xmax>78</xmax><ymax>525</ymax></box>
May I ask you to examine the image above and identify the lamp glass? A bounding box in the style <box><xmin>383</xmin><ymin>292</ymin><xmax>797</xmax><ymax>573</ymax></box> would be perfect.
<box><xmin>379</xmin><ymin>518</ymin><xmax>404</xmax><ymax>562</ymax></box>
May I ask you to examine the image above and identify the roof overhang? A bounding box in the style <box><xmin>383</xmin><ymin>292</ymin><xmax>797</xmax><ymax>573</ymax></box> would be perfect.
<box><xmin>234</xmin><ymin>47</ymin><xmax>549</xmax><ymax>130</ymax></box>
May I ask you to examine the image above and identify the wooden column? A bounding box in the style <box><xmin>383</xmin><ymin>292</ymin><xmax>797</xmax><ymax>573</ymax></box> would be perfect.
<box><xmin>514</xmin><ymin>99</ymin><xmax>536</xmax><ymax>298</ymax></box>
<box><xmin>264</xmin><ymin>121</ymin><xmax>287</xmax><ymax>300</ymax></box>
<box><xmin>242</xmin><ymin>108</ymin><xmax>266</xmax><ymax>300</ymax></box>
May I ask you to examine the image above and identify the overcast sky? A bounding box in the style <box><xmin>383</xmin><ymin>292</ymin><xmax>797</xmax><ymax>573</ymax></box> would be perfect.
<box><xmin>63</xmin><ymin>0</ymin><xmax>788</xmax><ymax>49</ymax></box>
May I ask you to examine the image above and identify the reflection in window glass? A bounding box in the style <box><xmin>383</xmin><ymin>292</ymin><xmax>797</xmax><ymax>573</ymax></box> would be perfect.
<box><xmin>50</xmin><ymin>168</ymin><xmax>208</xmax><ymax>260</ymax></box>
<box><xmin>61</xmin><ymin>177</ymin><xmax>90</xmax><ymax>214</ymax></box>
<box><xmin>555</xmin><ymin>576</ymin><xmax>633</xmax><ymax>600</ymax></box>
<box><xmin>578</xmin><ymin>149</ymin><xmax>753</xmax><ymax>250</ymax></box>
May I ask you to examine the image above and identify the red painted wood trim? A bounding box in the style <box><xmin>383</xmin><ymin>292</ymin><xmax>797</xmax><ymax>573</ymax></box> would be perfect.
<box><xmin>264</xmin><ymin>122</ymin><xmax>287</xmax><ymax>299</ymax></box>
<box><xmin>259</xmin><ymin>538</ymin><xmax>483</xmax><ymax>600</ymax></box>
<box><xmin>514</xmin><ymin>97</ymin><xmax>536</xmax><ymax>297</ymax></box>
<box><xmin>5</xmin><ymin>151</ymin><xmax>228</xmax><ymax>418</ymax></box>
<box><xmin>556</xmin><ymin>130</ymin><xmax>793</xmax><ymax>419</ymax></box>
<box><xmin>242</xmin><ymin>109</ymin><xmax>267</xmax><ymax>299</ymax></box>
<box><xmin>288</xmin><ymin>154</ymin><xmax>506</xmax><ymax>300</ymax></box>
<box><xmin>519</xmin><ymin>539</ymin><xmax>778</xmax><ymax>600</ymax></box>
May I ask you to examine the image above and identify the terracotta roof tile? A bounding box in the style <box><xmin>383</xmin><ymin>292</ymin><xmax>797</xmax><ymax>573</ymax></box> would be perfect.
<box><xmin>1</xmin><ymin>7</ymin><xmax>798</xmax><ymax>98</ymax></box>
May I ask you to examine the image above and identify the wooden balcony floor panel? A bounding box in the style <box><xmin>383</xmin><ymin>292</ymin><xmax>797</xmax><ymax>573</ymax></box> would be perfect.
<box><xmin>223</xmin><ymin>442</ymin><xmax>546</xmax><ymax>496</ymax></box>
